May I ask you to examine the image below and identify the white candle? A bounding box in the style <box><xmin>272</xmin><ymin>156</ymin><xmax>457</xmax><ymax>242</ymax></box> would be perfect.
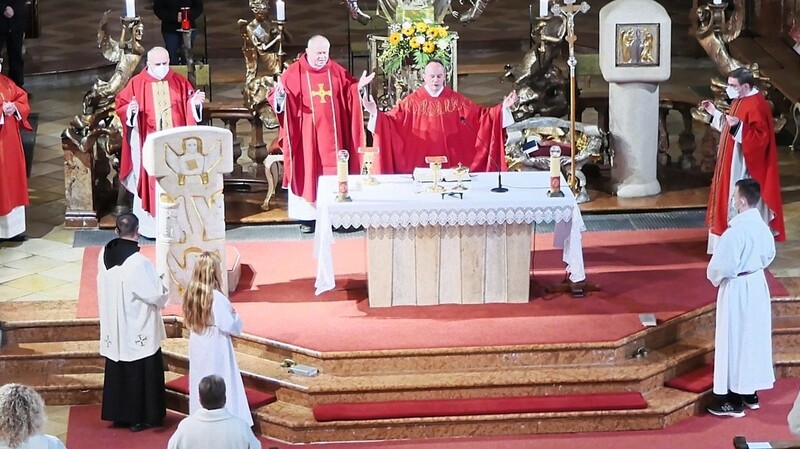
<box><xmin>713</xmin><ymin>0</ymin><xmax>722</xmax><ymax>3</ymax></box>
<box><xmin>539</xmin><ymin>0</ymin><xmax>548</xmax><ymax>17</ymax></box>
<box><xmin>125</xmin><ymin>0</ymin><xmax>135</xmax><ymax>17</ymax></box>
<box><xmin>276</xmin><ymin>0</ymin><xmax>286</xmax><ymax>21</ymax></box>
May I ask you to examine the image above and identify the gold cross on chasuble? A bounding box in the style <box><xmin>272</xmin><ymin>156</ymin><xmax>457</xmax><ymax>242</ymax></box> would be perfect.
<box><xmin>151</xmin><ymin>81</ymin><xmax>173</xmax><ymax>130</ymax></box>
<box><xmin>310</xmin><ymin>83</ymin><xmax>332</xmax><ymax>104</ymax></box>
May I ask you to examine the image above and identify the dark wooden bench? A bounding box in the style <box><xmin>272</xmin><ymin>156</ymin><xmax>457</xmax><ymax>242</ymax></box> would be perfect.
<box><xmin>730</xmin><ymin>36</ymin><xmax>800</xmax><ymax>151</ymax></box>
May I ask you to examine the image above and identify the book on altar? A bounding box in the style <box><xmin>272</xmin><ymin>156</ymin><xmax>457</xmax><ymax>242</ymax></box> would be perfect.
<box><xmin>412</xmin><ymin>167</ymin><xmax>471</xmax><ymax>183</ymax></box>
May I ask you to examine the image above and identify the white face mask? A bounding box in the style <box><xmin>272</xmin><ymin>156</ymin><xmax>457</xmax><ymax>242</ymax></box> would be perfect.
<box><xmin>726</xmin><ymin>85</ymin><xmax>739</xmax><ymax>99</ymax></box>
<box><xmin>150</xmin><ymin>65</ymin><xmax>169</xmax><ymax>80</ymax></box>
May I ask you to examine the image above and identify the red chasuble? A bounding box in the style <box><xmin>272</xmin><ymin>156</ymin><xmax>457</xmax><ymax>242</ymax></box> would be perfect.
<box><xmin>268</xmin><ymin>56</ymin><xmax>364</xmax><ymax>204</ymax></box>
<box><xmin>373</xmin><ymin>87</ymin><xmax>506</xmax><ymax>174</ymax></box>
<box><xmin>0</xmin><ymin>74</ymin><xmax>32</xmax><ymax>216</ymax></box>
<box><xmin>116</xmin><ymin>70</ymin><xmax>198</xmax><ymax>214</ymax></box>
<box><xmin>706</xmin><ymin>93</ymin><xmax>785</xmax><ymax>241</ymax></box>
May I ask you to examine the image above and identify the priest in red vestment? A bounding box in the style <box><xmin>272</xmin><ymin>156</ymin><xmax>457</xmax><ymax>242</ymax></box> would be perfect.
<box><xmin>268</xmin><ymin>35</ymin><xmax>374</xmax><ymax>233</ymax></box>
<box><xmin>0</xmin><ymin>71</ymin><xmax>31</xmax><ymax>241</ymax></box>
<box><xmin>701</xmin><ymin>67</ymin><xmax>785</xmax><ymax>254</ymax></box>
<box><xmin>116</xmin><ymin>46</ymin><xmax>205</xmax><ymax>238</ymax></box>
<box><xmin>362</xmin><ymin>59</ymin><xmax>517</xmax><ymax>175</ymax></box>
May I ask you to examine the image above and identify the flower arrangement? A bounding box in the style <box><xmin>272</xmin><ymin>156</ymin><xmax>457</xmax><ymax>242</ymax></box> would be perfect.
<box><xmin>379</xmin><ymin>21</ymin><xmax>453</xmax><ymax>75</ymax></box>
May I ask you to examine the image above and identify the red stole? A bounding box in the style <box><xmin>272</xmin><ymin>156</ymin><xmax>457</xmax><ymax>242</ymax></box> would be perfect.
<box><xmin>373</xmin><ymin>87</ymin><xmax>506</xmax><ymax>175</ymax></box>
<box><xmin>116</xmin><ymin>70</ymin><xmax>197</xmax><ymax>214</ymax></box>
<box><xmin>0</xmin><ymin>75</ymin><xmax>32</xmax><ymax>216</ymax></box>
<box><xmin>269</xmin><ymin>56</ymin><xmax>363</xmax><ymax>204</ymax></box>
<box><xmin>706</xmin><ymin>93</ymin><xmax>785</xmax><ymax>241</ymax></box>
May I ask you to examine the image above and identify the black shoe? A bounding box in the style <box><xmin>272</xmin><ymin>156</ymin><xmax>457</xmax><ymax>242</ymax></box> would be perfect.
<box><xmin>129</xmin><ymin>423</ymin><xmax>150</xmax><ymax>432</ymax></box>
<box><xmin>707</xmin><ymin>401</ymin><xmax>745</xmax><ymax>418</ymax></box>
<box><xmin>1</xmin><ymin>234</ymin><xmax>26</xmax><ymax>242</ymax></box>
<box><xmin>741</xmin><ymin>393</ymin><xmax>759</xmax><ymax>410</ymax></box>
<box><xmin>299</xmin><ymin>221</ymin><xmax>316</xmax><ymax>234</ymax></box>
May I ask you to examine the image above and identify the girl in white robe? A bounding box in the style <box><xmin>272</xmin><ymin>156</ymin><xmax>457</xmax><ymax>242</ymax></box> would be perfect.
<box><xmin>182</xmin><ymin>252</ymin><xmax>253</xmax><ymax>426</ymax></box>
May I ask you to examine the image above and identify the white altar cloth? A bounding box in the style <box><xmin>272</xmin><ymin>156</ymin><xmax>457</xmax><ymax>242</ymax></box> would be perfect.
<box><xmin>313</xmin><ymin>171</ymin><xmax>586</xmax><ymax>295</ymax></box>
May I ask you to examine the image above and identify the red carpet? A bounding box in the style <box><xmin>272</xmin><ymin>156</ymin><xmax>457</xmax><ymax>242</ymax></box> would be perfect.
<box><xmin>64</xmin><ymin>378</ymin><xmax>800</xmax><ymax>449</ymax></box>
<box><xmin>312</xmin><ymin>392</ymin><xmax>647</xmax><ymax>421</ymax></box>
<box><xmin>665</xmin><ymin>363</ymin><xmax>715</xmax><ymax>393</ymax></box>
<box><xmin>165</xmin><ymin>375</ymin><xmax>276</xmax><ymax>409</ymax></box>
<box><xmin>77</xmin><ymin>229</ymin><xmax>788</xmax><ymax>351</ymax></box>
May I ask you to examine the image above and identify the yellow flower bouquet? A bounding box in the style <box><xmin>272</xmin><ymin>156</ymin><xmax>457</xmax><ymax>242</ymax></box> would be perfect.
<box><xmin>379</xmin><ymin>21</ymin><xmax>453</xmax><ymax>75</ymax></box>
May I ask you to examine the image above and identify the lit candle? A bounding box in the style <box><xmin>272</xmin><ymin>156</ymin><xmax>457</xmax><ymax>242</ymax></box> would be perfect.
<box><xmin>712</xmin><ymin>0</ymin><xmax>722</xmax><ymax>4</ymax></box>
<box><xmin>539</xmin><ymin>0</ymin><xmax>548</xmax><ymax>17</ymax></box>
<box><xmin>275</xmin><ymin>0</ymin><xmax>286</xmax><ymax>21</ymax></box>
<box><xmin>549</xmin><ymin>146</ymin><xmax>561</xmax><ymax>178</ymax></box>
<box><xmin>125</xmin><ymin>0</ymin><xmax>135</xmax><ymax>17</ymax></box>
<box><xmin>336</xmin><ymin>150</ymin><xmax>351</xmax><ymax>202</ymax></box>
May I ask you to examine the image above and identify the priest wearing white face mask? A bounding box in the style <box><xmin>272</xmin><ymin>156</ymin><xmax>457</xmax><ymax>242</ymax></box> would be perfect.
<box><xmin>700</xmin><ymin>67</ymin><xmax>785</xmax><ymax>255</ymax></box>
<box><xmin>115</xmin><ymin>46</ymin><xmax>206</xmax><ymax>238</ymax></box>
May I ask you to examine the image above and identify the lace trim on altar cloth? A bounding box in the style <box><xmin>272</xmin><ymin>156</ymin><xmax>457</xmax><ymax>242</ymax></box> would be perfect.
<box><xmin>328</xmin><ymin>205</ymin><xmax>575</xmax><ymax>229</ymax></box>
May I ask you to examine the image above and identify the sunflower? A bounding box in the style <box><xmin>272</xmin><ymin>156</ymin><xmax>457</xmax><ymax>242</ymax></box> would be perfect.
<box><xmin>388</xmin><ymin>32</ymin><xmax>402</xmax><ymax>46</ymax></box>
<box><xmin>409</xmin><ymin>38</ymin><xmax>421</xmax><ymax>49</ymax></box>
<box><xmin>422</xmin><ymin>41</ymin><xmax>436</xmax><ymax>54</ymax></box>
<box><xmin>402</xmin><ymin>25</ymin><xmax>415</xmax><ymax>37</ymax></box>
<box><xmin>415</xmin><ymin>22</ymin><xmax>428</xmax><ymax>33</ymax></box>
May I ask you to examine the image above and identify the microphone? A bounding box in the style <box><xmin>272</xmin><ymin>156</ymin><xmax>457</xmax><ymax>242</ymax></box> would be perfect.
<box><xmin>459</xmin><ymin>116</ymin><xmax>507</xmax><ymax>193</ymax></box>
<box><xmin>158</xmin><ymin>90</ymin><xmax>197</xmax><ymax>131</ymax></box>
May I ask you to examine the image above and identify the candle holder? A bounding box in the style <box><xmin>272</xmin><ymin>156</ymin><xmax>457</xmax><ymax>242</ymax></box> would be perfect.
<box><xmin>275</xmin><ymin>20</ymin><xmax>286</xmax><ymax>67</ymax></box>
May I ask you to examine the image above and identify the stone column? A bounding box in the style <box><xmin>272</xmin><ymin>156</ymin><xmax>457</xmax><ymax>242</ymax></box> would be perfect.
<box><xmin>599</xmin><ymin>0</ymin><xmax>671</xmax><ymax>198</ymax></box>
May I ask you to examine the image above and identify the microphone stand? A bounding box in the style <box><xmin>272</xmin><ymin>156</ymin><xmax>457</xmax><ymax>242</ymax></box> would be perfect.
<box><xmin>459</xmin><ymin>116</ymin><xmax>507</xmax><ymax>193</ymax></box>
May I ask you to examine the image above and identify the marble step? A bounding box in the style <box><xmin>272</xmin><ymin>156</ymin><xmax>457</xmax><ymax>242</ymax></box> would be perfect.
<box><xmin>772</xmin><ymin>296</ymin><xmax>800</xmax><ymax>317</ymax></box>
<box><xmin>0</xmin><ymin>371</ymin><xmax>183</xmax><ymax>406</ymax></box>
<box><xmin>227</xmin><ymin>305</ymin><xmax>719</xmax><ymax>375</ymax></box>
<box><xmin>0</xmin><ymin>340</ymin><xmax>105</xmax><ymax>375</ymax></box>
<box><xmin>1</xmin><ymin>317</ymin><xmax>183</xmax><ymax>345</ymax></box>
<box><xmin>161</xmin><ymin>335</ymin><xmax>714</xmax><ymax>407</ymax></box>
<box><xmin>252</xmin><ymin>387</ymin><xmax>706</xmax><ymax>443</ymax></box>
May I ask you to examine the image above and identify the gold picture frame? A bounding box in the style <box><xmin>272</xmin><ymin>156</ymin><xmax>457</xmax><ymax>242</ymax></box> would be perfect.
<box><xmin>615</xmin><ymin>23</ymin><xmax>659</xmax><ymax>67</ymax></box>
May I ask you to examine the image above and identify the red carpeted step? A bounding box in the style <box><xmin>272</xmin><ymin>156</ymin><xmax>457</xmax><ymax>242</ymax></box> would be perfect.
<box><xmin>664</xmin><ymin>363</ymin><xmax>714</xmax><ymax>393</ymax></box>
<box><xmin>165</xmin><ymin>375</ymin><xmax>276</xmax><ymax>409</ymax></box>
<box><xmin>312</xmin><ymin>392</ymin><xmax>648</xmax><ymax>422</ymax></box>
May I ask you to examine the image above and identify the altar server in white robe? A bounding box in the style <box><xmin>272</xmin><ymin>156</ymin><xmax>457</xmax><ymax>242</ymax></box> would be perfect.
<box><xmin>97</xmin><ymin>213</ymin><xmax>169</xmax><ymax>431</ymax></box>
<box><xmin>706</xmin><ymin>178</ymin><xmax>776</xmax><ymax>418</ymax></box>
<box><xmin>182</xmin><ymin>251</ymin><xmax>253</xmax><ymax>426</ymax></box>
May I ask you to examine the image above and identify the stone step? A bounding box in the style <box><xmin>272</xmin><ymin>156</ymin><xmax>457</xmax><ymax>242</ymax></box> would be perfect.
<box><xmin>0</xmin><ymin>340</ymin><xmax>105</xmax><ymax>375</ymax></box>
<box><xmin>772</xmin><ymin>296</ymin><xmax>800</xmax><ymax>317</ymax></box>
<box><xmin>162</xmin><ymin>334</ymin><xmax>714</xmax><ymax>407</ymax></box>
<box><xmin>252</xmin><ymin>387</ymin><xmax>705</xmax><ymax>443</ymax></box>
<box><xmin>0</xmin><ymin>317</ymin><xmax>183</xmax><ymax>345</ymax></box>
<box><xmin>228</xmin><ymin>304</ymin><xmax>717</xmax><ymax>375</ymax></box>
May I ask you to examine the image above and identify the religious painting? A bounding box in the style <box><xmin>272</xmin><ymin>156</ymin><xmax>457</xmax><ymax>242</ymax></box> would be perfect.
<box><xmin>615</xmin><ymin>23</ymin><xmax>660</xmax><ymax>67</ymax></box>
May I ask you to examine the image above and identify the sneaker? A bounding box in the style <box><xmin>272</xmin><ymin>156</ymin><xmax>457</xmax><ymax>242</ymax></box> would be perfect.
<box><xmin>707</xmin><ymin>401</ymin><xmax>745</xmax><ymax>418</ymax></box>
<box><xmin>741</xmin><ymin>393</ymin><xmax>759</xmax><ymax>410</ymax></box>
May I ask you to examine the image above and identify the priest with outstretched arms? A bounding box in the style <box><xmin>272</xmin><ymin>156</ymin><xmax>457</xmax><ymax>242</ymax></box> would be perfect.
<box><xmin>362</xmin><ymin>59</ymin><xmax>517</xmax><ymax>174</ymax></box>
<box><xmin>268</xmin><ymin>34</ymin><xmax>374</xmax><ymax>233</ymax></box>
